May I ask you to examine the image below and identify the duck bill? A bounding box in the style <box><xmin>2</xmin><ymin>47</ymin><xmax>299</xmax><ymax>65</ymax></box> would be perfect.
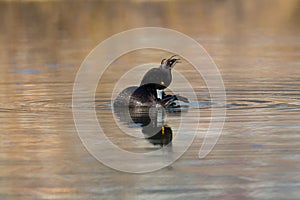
<box><xmin>172</xmin><ymin>59</ymin><xmax>181</xmax><ymax>68</ymax></box>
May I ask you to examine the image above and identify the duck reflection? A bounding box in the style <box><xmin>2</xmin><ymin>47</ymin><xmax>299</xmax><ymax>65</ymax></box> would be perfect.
<box><xmin>113</xmin><ymin>106</ymin><xmax>173</xmax><ymax>146</ymax></box>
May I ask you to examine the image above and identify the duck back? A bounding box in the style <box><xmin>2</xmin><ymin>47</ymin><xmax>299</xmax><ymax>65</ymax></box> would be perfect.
<box><xmin>114</xmin><ymin>85</ymin><xmax>156</xmax><ymax>108</ymax></box>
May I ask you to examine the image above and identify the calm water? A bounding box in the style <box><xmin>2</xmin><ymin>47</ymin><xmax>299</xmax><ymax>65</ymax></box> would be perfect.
<box><xmin>1</xmin><ymin>0</ymin><xmax>300</xmax><ymax>199</ymax></box>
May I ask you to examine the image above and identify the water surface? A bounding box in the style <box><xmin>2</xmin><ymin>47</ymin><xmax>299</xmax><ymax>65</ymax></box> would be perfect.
<box><xmin>1</xmin><ymin>0</ymin><xmax>300</xmax><ymax>199</ymax></box>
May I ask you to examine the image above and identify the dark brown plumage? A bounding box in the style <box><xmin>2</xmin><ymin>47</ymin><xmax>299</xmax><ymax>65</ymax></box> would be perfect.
<box><xmin>113</xmin><ymin>55</ymin><xmax>187</xmax><ymax>108</ymax></box>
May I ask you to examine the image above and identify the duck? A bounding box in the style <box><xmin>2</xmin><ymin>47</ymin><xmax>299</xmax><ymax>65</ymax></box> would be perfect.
<box><xmin>113</xmin><ymin>55</ymin><xmax>188</xmax><ymax>108</ymax></box>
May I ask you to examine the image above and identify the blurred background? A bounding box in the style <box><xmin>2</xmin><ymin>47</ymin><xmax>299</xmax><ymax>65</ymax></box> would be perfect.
<box><xmin>0</xmin><ymin>0</ymin><xmax>300</xmax><ymax>199</ymax></box>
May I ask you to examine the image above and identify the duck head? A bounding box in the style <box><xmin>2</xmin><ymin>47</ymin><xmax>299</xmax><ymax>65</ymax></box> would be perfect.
<box><xmin>160</xmin><ymin>55</ymin><xmax>180</xmax><ymax>70</ymax></box>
